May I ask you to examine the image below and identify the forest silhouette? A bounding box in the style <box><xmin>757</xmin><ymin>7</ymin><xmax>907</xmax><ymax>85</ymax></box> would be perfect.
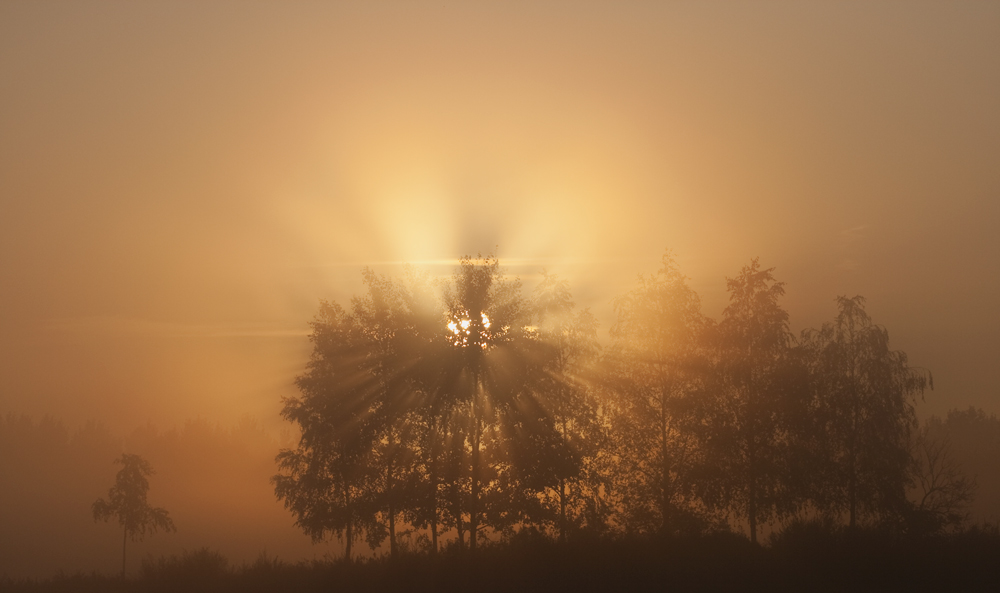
<box><xmin>273</xmin><ymin>252</ymin><xmax>950</xmax><ymax>557</ymax></box>
<box><xmin>3</xmin><ymin>252</ymin><xmax>999</xmax><ymax>592</ymax></box>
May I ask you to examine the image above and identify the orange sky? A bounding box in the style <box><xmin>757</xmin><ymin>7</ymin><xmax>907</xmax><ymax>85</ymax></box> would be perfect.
<box><xmin>1</xmin><ymin>2</ymin><xmax>998</xmax><ymax>432</ymax></box>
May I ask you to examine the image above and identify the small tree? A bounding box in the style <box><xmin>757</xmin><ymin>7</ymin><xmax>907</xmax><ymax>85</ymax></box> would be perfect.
<box><xmin>93</xmin><ymin>453</ymin><xmax>175</xmax><ymax>576</ymax></box>
<box><xmin>910</xmin><ymin>418</ymin><xmax>976</xmax><ymax>534</ymax></box>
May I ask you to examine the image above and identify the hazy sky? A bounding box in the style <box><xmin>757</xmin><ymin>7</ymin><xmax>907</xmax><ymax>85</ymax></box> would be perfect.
<box><xmin>1</xmin><ymin>1</ymin><xmax>998</xmax><ymax>432</ymax></box>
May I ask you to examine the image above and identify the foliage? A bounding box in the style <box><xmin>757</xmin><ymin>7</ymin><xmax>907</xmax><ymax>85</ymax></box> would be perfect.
<box><xmin>695</xmin><ymin>258</ymin><xmax>800</xmax><ymax>543</ymax></box>
<box><xmin>273</xmin><ymin>298</ymin><xmax>387</xmax><ymax>560</ymax></box>
<box><xmin>604</xmin><ymin>251</ymin><xmax>712</xmax><ymax>536</ymax></box>
<box><xmin>274</xmin><ymin>255</ymin><xmax>575</xmax><ymax>556</ymax></box>
<box><xmin>272</xmin><ymin>251</ymin><xmax>964</xmax><ymax>556</ymax></box>
<box><xmin>139</xmin><ymin>548</ymin><xmax>230</xmax><ymax>582</ymax></box>
<box><xmin>527</xmin><ymin>272</ymin><xmax>603</xmax><ymax>540</ymax></box>
<box><xmin>927</xmin><ymin>408</ymin><xmax>1000</xmax><ymax>522</ymax></box>
<box><xmin>802</xmin><ymin>295</ymin><xmax>931</xmax><ymax>528</ymax></box>
<box><xmin>92</xmin><ymin>454</ymin><xmax>175</xmax><ymax>575</ymax></box>
<box><xmin>909</xmin><ymin>418</ymin><xmax>977</xmax><ymax>534</ymax></box>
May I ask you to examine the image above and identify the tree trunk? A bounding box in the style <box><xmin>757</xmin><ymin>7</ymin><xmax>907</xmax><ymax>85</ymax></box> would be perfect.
<box><xmin>470</xmin><ymin>415</ymin><xmax>481</xmax><ymax>552</ymax></box>
<box><xmin>660</xmin><ymin>384</ymin><xmax>670</xmax><ymax>536</ymax></box>
<box><xmin>430</xmin><ymin>450</ymin><xmax>439</xmax><ymax>555</ymax></box>
<box><xmin>470</xmin><ymin>376</ymin><xmax>482</xmax><ymax>552</ymax></box>
<box><xmin>121</xmin><ymin>526</ymin><xmax>127</xmax><ymax>578</ymax></box>
<box><xmin>345</xmin><ymin>520</ymin><xmax>353</xmax><ymax>562</ymax></box>
<box><xmin>387</xmin><ymin>430</ymin><xmax>397</xmax><ymax>557</ymax></box>
<box><xmin>849</xmin><ymin>350</ymin><xmax>859</xmax><ymax>531</ymax></box>
<box><xmin>849</xmin><ymin>464</ymin><xmax>857</xmax><ymax>530</ymax></box>
<box><xmin>558</xmin><ymin>406</ymin><xmax>571</xmax><ymax>544</ymax></box>
<box><xmin>746</xmin><ymin>370</ymin><xmax>758</xmax><ymax>545</ymax></box>
<box><xmin>431</xmin><ymin>511</ymin><xmax>438</xmax><ymax>555</ymax></box>
<box><xmin>388</xmin><ymin>500</ymin><xmax>397</xmax><ymax>557</ymax></box>
<box><xmin>344</xmin><ymin>487</ymin><xmax>353</xmax><ymax>562</ymax></box>
<box><xmin>748</xmin><ymin>433</ymin><xmax>758</xmax><ymax>544</ymax></box>
<box><xmin>559</xmin><ymin>477</ymin><xmax>567</xmax><ymax>543</ymax></box>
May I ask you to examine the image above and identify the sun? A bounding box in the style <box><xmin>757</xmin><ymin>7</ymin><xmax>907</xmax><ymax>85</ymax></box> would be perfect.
<box><xmin>446</xmin><ymin>312</ymin><xmax>493</xmax><ymax>349</ymax></box>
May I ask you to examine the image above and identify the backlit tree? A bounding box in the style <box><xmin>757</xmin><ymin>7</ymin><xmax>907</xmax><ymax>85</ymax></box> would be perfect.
<box><xmin>92</xmin><ymin>453</ymin><xmax>175</xmax><ymax>576</ymax></box>
<box><xmin>804</xmin><ymin>296</ymin><xmax>932</xmax><ymax>529</ymax></box>
<box><xmin>605</xmin><ymin>252</ymin><xmax>712</xmax><ymax>536</ymax></box>
<box><xmin>698</xmin><ymin>259</ymin><xmax>797</xmax><ymax>544</ymax></box>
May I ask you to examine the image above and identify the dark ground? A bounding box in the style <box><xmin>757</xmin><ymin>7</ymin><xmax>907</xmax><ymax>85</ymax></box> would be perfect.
<box><xmin>4</xmin><ymin>527</ymin><xmax>999</xmax><ymax>593</ymax></box>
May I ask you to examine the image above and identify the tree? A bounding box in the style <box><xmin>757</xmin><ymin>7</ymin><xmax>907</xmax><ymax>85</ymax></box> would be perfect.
<box><xmin>910</xmin><ymin>418</ymin><xmax>976</xmax><ymax>534</ymax></box>
<box><xmin>92</xmin><ymin>453</ymin><xmax>175</xmax><ymax>576</ymax></box>
<box><xmin>925</xmin><ymin>408</ymin><xmax>1000</xmax><ymax>526</ymax></box>
<box><xmin>350</xmin><ymin>267</ymin><xmax>422</xmax><ymax>557</ymax></box>
<box><xmin>605</xmin><ymin>252</ymin><xmax>711</xmax><ymax>536</ymax></box>
<box><xmin>698</xmin><ymin>259</ymin><xmax>798</xmax><ymax>544</ymax></box>
<box><xmin>273</xmin><ymin>299</ymin><xmax>386</xmax><ymax>561</ymax></box>
<box><xmin>274</xmin><ymin>257</ymin><xmax>544</xmax><ymax>556</ymax></box>
<box><xmin>803</xmin><ymin>296</ymin><xmax>931</xmax><ymax>529</ymax></box>
<box><xmin>530</xmin><ymin>272</ymin><xmax>603</xmax><ymax>541</ymax></box>
<box><xmin>439</xmin><ymin>254</ymin><xmax>543</xmax><ymax>550</ymax></box>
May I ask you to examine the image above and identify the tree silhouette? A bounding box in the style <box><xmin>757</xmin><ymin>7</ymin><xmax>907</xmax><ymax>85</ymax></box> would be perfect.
<box><xmin>910</xmin><ymin>418</ymin><xmax>976</xmax><ymax>533</ymax></box>
<box><xmin>605</xmin><ymin>252</ymin><xmax>711</xmax><ymax>536</ymax></box>
<box><xmin>274</xmin><ymin>255</ymin><xmax>585</xmax><ymax>555</ymax></box>
<box><xmin>350</xmin><ymin>267</ymin><xmax>421</xmax><ymax>557</ymax></box>
<box><xmin>92</xmin><ymin>453</ymin><xmax>175</xmax><ymax>576</ymax></box>
<box><xmin>698</xmin><ymin>259</ymin><xmax>796</xmax><ymax>544</ymax></box>
<box><xmin>274</xmin><ymin>299</ymin><xmax>385</xmax><ymax>561</ymax></box>
<box><xmin>530</xmin><ymin>272</ymin><xmax>603</xmax><ymax>541</ymax></box>
<box><xmin>439</xmin><ymin>254</ymin><xmax>543</xmax><ymax>550</ymax></box>
<box><xmin>271</xmin><ymin>251</ymin><xmax>952</xmax><ymax>553</ymax></box>
<box><xmin>928</xmin><ymin>408</ymin><xmax>1000</xmax><ymax>526</ymax></box>
<box><xmin>803</xmin><ymin>296</ymin><xmax>931</xmax><ymax>529</ymax></box>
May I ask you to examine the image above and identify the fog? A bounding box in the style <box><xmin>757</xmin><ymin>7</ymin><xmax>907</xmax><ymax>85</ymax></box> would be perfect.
<box><xmin>0</xmin><ymin>413</ymin><xmax>346</xmax><ymax>578</ymax></box>
<box><xmin>1</xmin><ymin>1</ymin><xmax>998</xmax><ymax>579</ymax></box>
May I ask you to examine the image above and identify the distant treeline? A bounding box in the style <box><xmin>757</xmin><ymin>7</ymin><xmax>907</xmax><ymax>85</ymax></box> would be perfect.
<box><xmin>273</xmin><ymin>252</ymin><xmax>994</xmax><ymax>559</ymax></box>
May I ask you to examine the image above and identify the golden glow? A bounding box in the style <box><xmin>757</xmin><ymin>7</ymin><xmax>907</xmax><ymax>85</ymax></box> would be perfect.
<box><xmin>447</xmin><ymin>313</ymin><xmax>472</xmax><ymax>347</ymax></box>
<box><xmin>0</xmin><ymin>3</ymin><xmax>996</xmax><ymax>573</ymax></box>
<box><xmin>446</xmin><ymin>312</ymin><xmax>496</xmax><ymax>349</ymax></box>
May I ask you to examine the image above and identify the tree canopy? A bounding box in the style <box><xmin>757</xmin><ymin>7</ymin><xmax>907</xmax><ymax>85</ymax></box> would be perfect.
<box><xmin>274</xmin><ymin>251</ymin><xmax>955</xmax><ymax>556</ymax></box>
<box><xmin>803</xmin><ymin>295</ymin><xmax>932</xmax><ymax>529</ymax></box>
<box><xmin>92</xmin><ymin>453</ymin><xmax>175</xmax><ymax>576</ymax></box>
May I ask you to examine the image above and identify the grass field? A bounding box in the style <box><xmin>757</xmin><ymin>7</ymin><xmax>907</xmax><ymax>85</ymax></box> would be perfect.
<box><xmin>4</xmin><ymin>525</ymin><xmax>999</xmax><ymax>593</ymax></box>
